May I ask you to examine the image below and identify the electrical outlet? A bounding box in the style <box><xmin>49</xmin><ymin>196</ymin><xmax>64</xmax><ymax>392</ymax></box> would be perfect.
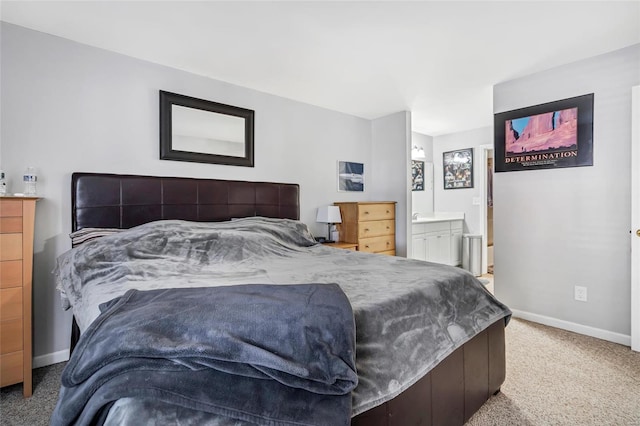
<box><xmin>574</xmin><ymin>286</ymin><xmax>588</xmax><ymax>302</ymax></box>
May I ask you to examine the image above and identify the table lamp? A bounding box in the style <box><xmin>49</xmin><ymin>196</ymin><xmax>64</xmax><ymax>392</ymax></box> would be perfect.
<box><xmin>316</xmin><ymin>206</ymin><xmax>342</xmax><ymax>243</ymax></box>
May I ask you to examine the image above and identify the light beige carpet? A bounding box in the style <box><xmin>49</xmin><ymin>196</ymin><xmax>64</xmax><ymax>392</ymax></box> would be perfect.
<box><xmin>466</xmin><ymin>318</ymin><xmax>640</xmax><ymax>425</ymax></box>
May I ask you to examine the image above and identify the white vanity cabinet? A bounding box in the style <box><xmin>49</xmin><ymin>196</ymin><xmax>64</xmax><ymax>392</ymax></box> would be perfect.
<box><xmin>411</xmin><ymin>232</ymin><xmax>428</xmax><ymax>262</ymax></box>
<box><xmin>411</xmin><ymin>219</ymin><xmax>463</xmax><ymax>266</ymax></box>
<box><xmin>449</xmin><ymin>220</ymin><xmax>463</xmax><ymax>266</ymax></box>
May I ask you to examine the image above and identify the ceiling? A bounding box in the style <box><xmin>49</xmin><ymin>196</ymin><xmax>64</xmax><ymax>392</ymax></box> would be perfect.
<box><xmin>2</xmin><ymin>1</ymin><xmax>639</xmax><ymax>136</ymax></box>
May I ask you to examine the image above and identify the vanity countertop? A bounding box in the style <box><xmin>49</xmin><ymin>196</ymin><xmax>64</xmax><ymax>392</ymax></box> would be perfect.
<box><xmin>412</xmin><ymin>212</ymin><xmax>464</xmax><ymax>224</ymax></box>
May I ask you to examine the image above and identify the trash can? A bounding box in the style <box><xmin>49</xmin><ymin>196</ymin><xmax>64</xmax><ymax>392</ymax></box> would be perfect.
<box><xmin>462</xmin><ymin>234</ymin><xmax>482</xmax><ymax>277</ymax></box>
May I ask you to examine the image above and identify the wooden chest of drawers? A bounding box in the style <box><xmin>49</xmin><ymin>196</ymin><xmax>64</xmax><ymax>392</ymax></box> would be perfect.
<box><xmin>322</xmin><ymin>241</ymin><xmax>358</xmax><ymax>251</ymax></box>
<box><xmin>1</xmin><ymin>197</ymin><xmax>37</xmax><ymax>397</ymax></box>
<box><xmin>334</xmin><ymin>202</ymin><xmax>396</xmax><ymax>256</ymax></box>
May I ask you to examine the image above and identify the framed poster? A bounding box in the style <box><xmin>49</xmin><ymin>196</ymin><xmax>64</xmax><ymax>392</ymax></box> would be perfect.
<box><xmin>338</xmin><ymin>161</ymin><xmax>364</xmax><ymax>192</ymax></box>
<box><xmin>494</xmin><ymin>93</ymin><xmax>594</xmax><ymax>172</ymax></box>
<box><xmin>443</xmin><ymin>148</ymin><xmax>473</xmax><ymax>189</ymax></box>
<box><xmin>411</xmin><ymin>160</ymin><xmax>424</xmax><ymax>191</ymax></box>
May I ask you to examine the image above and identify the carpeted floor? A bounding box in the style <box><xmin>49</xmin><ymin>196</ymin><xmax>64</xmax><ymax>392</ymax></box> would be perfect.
<box><xmin>1</xmin><ymin>361</ymin><xmax>65</xmax><ymax>426</ymax></box>
<box><xmin>467</xmin><ymin>319</ymin><xmax>640</xmax><ymax>425</ymax></box>
<box><xmin>1</xmin><ymin>318</ymin><xmax>639</xmax><ymax>425</ymax></box>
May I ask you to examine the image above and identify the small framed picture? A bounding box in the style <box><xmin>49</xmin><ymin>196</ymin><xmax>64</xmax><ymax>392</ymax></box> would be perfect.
<box><xmin>443</xmin><ymin>148</ymin><xmax>473</xmax><ymax>189</ymax></box>
<box><xmin>338</xmin><ymin>161</ymin><xmax>364</xmax><ymax>192</ymax></box>
<box><xmin>412</xmin><ymin>160</ymin><xmax>424</xmax><ymax>191</ymax></box>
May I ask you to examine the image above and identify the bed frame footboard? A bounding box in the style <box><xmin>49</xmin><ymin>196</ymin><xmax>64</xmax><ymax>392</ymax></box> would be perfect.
<box><xmin>351</xmin><ymin>319</ymin><xmax>506</xmax><ymax>426</ymax></box>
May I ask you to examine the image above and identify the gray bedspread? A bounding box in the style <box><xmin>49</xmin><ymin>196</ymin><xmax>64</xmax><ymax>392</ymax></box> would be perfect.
<box><xmin>51</xmin><ymin>284</ymin><xmax>357</xmax><ymax>426</ymax></box>
<box><xmin>54</xmin><ymin>217</ymin><xmax>511</xmax><ymax>420</ymax></box>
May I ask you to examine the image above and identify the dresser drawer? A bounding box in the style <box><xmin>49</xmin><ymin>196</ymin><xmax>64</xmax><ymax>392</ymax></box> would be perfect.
<box><xmin>0</xmin><ymin>234</ymin><xmax>22</xmax><ymax>261</ymax></box>
<box><xmin>0</xmin><ymin>200</ymin><xmax>22</xmax><ymax>217</ymax></box>
<box><xmin>0</xmin><ymin>351</ymin><xmax>23</xmax><ymax>387</ymax></box>
<box><xmin>358</xmin><ymin>235</ymin><xmax>395</xmax><ymax>253</ymax></box>
<box><xmin>0</xmin><ymin>197</ymin><xmax>35</xmax><ymax>397</ymax></box>
<box><xmin>323</xmin><ymin>242</ymin><xmax>358</xmax><ymax>251</ymax></box>
<box><xmin>0</xmin><ymin>288</ymin><xmax>22</xmax><ymax>320</ymax></box>
<box><xmin>358</xmin><ymin>219</ymin><xmax>395</xmax><ymax>238</ymax></box>
<box><xmin>0</xmin><ymin>217</ymin><xmax>22</xmax><ymax>234</ymax></box>
<box><xmin>0</xmin><ymin>261</ymin><xmax>22</xmax><ymax>288</ymax></box>
<box><xmin>1</xmin><ymin>318</ymin><xmax>23</xmax><ymax>354</ymax></box>
<box><xmin>358</xmin><ymin>204</ymin><xmax>395</xmax><ymax>222</ymax></box>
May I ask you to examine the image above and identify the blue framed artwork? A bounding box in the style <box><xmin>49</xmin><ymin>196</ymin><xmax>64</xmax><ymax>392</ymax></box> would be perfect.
<box><xmin>338</xmin><ymin>161</ymin><xmax>364</xmax><ymax>192</ymax></box>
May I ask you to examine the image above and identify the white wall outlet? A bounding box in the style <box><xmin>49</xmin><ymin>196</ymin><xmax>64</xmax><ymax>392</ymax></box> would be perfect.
<box><xmin>472</xmin><ymin>197</ymin><xmax>481</xmax><ymax>205</ymax></box>
<box><xmin>574</xmin><ymin>286</ymin><xmax>588</xmax><ymax>302</ymax></box>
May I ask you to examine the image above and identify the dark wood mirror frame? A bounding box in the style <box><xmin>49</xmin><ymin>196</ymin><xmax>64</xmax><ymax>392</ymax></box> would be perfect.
<box><xmin>159</xmin><ymin>90</ymin><xmax>255</xmax><ymax>167</ymax></box>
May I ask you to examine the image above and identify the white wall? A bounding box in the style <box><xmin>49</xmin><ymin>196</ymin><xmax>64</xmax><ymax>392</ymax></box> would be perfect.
<box><xmin>433</xmin><ymin>126</ymin><xmax>493</xmax><ymax>234</ymax></box>
<box><xmin>411</xmin><ymin>131</ymin><xmax>434</xmax><ymax>215</ymax></box>
<box><xmin>493</xmin><ymin>44</ymin><xmax>640</xmax><ymax>341</ymax></box>
<box><xmin>371</xmin><ymin>111</ymin><xmax>411</xmax><ymax>257</ymax></box>
<box><xmin>0</xmin><ymin>23</ymin><xmax>409</xmax><ymax>362</ymax></box>
<box><xmin>411</xmin><ymin>131</ymin><xmax>433</xmax><ymax>163</ymax></box>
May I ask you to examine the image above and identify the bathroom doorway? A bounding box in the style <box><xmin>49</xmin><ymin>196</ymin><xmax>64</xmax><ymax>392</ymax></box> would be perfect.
<box><xmin>478</xmin><ymin>144</ymin><xmax>493</xmax><ymax>280</ymax></box>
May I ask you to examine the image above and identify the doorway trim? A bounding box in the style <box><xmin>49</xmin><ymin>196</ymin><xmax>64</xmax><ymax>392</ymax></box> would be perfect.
<box><xmin>477</xmin><ymin>144</ymin><xmax>493</xmax><ymax>276</ymax></box>
<box><xmin>631</xmin><ymin>85</ymin><xmax>639</xmax><ymax>352</ymax></box>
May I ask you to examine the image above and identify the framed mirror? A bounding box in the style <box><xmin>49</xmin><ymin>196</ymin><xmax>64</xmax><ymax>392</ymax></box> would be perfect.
<box><xmin>160</xmin><ymin>90</ymin><xmax>255</xmax><ymax>167</ymax></box>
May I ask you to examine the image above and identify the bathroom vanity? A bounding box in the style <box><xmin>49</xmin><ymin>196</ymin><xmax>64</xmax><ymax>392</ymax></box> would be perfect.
<box><xmin>411</xmin><ymin>213</ymin><xmax>464</xmax><ymax>266</ymax></box>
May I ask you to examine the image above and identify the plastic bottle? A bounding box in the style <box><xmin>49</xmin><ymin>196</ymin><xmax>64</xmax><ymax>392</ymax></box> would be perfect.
<box><xmin>23</xmin><ymin>167</ymin><xmax>37</xmax><ymax>196</ymax></box>
<box><xmin>0</xmin><ymin>170</ymin><xmax>6</xmax><ymax>196</ymax></box>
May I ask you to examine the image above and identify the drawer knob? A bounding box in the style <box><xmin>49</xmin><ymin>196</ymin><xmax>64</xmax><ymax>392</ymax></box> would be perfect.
<box><xmin>364</xmin><ymin>211</ymin><xmax>370</xmax><ymax>215</ymax></box>
<box><xmin>386</xmin><ymin>241</ymin><xmax>390</xmax><ymax>245</ymax></box>
<box><xmin>365</xmin><ymin>228</ymin><xmax>370</xmax><ymax>232</ymax></box>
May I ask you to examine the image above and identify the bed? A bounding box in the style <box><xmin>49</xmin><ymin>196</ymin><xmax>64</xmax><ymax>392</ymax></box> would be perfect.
<box><xmin>52</xmin><ymin>172</ymin><xmax>510</xmax><ymax>426</ymax></box>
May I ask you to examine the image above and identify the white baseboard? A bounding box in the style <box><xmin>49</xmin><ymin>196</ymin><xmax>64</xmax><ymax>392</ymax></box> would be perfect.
<box><xmin>511</xmin><ymin>309</ymin><xmax>631</xmax><ymax>347</ymax></box>
<box><xmin>33</xmin><ymin>349</ymin><xmax>70</xmax><ymax>369</ymax></box>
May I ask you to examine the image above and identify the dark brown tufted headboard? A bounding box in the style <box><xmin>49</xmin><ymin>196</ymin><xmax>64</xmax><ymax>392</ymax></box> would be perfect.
<box><xmin>71</xmin><ymin>172</ymin><xmax>300</xmax><ymax>232</ymax></box>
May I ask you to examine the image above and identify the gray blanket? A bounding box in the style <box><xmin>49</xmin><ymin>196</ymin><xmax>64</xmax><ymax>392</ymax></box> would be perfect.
<box><xmin>54</xmin><ymin>217</ymin><xmax>511</xmax><ymax>420</ymax></box>
<box><xmin>51</xmin><ymin>284</ymin><xmax>357</xmax><ymax>426</ymax></box>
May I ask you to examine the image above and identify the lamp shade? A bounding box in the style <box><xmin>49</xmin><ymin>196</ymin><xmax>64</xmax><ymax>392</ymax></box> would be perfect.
<box><xmin>316</xmin><ymin>206</ymin><xmax>342</xmax><ymax>224</ymax></box>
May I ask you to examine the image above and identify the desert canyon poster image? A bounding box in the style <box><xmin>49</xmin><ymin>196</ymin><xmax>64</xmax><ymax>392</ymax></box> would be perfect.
<box><xmin>494</xmin><ymin>94</ymin><xmax>593</xmax><ymax>172</ymax></box>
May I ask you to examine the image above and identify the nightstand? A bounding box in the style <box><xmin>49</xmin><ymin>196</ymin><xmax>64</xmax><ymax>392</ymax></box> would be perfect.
<box><xmin>322</xmin><ymin>242</ymin><xmax>358</xmax><ymax>251</ymax></box>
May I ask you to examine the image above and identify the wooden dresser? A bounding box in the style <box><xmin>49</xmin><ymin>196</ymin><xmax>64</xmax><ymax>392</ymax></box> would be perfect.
<box><xmin>1</xmin><ymin>196</ymin><xmax>38</xmax><ymax>397</ymax></box>
<box><xmin>322</xmin><ymin>241</ymin><xmax>358</xmax><ymax>251</ymax></box>
<box><xmin>334</xmin><ymin>201</ymin><xmax>396</xmax><ymax>256</ymax></box>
